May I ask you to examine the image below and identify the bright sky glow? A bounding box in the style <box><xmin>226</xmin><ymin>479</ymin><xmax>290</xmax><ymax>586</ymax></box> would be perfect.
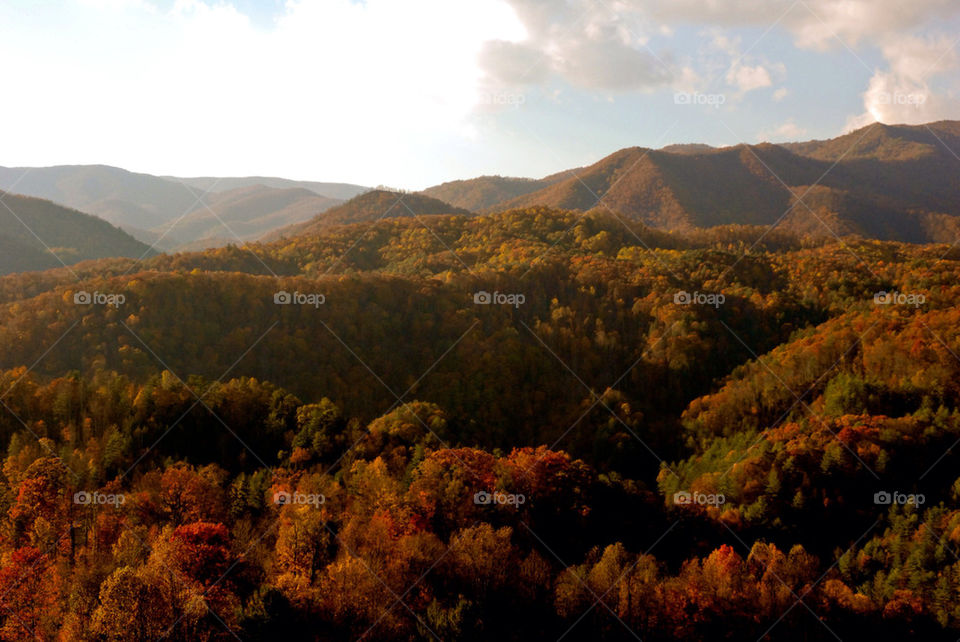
<box><xmin>1</xmin><ymin>0</ymin><xmax>958</xmax><ymax>188</ymax></box>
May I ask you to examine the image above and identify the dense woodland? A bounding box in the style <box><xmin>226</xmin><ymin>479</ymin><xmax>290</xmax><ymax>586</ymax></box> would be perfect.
<box><xmin>0</xmin><ymin>194</ymin><xmax>152</xmax><ymax>275</ymax></box>
<box><xmin>0</xmin><ymin>207</ymin><xmax>959</xmax><ymax>639</ymax></box>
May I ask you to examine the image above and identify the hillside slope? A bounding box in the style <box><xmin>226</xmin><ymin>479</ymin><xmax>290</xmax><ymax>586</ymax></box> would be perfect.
<box><xmin>151</xmin><ymin>185</ymin><xmax>343</xmax><ymax>248</ymax></box>
<box><xmin>420</xmin><ymin>175</ymin><xmax>554</xmax><ymax>211</ymax></box>
<box><xmin>0</xmin><ymin>193</ymin><xmax>154</xmax><ymax>274</ymax></box>
<box><xmin>267</xmin><ymin>189</ymin><xmax>472</xmax><ymax>239</ymax></box>
<box><xmin>0</xmin><ymin>165</ymin><xmax>202</xmax><ymax>231</ymax></box>
<box><xmin>0</xmin><ymin>165</ymin><xmax>368</xmax><ymax>240</ymax></box>
<box><xmin>425</xmin><ymin>121</ymin><xmax>960</xmax><ymax>242</ymax></box>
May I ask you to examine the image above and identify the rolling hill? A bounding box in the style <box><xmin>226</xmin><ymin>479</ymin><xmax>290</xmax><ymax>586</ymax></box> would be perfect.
<box><xmin>266</xmin><ymin>189</ymin><xmax>472</xmax><ymax>239</ymax></box>
<box><xmin>151</xmin><ymin>184</ymin><xmax>343</xmax><ymax>248</ymax></box>
<box><xmin>0</xmin><ymin>164</ymin><xmax>202</xmax><ymax>231</ymax></box>
<box><xmin>420</xmin><ymin>175</ymin><xmax>555</xmax><ymax>211</ymax></box>
<box><xmin>0</xmin><ymin>193</ymin><xmax>154</xmax><ymax>274</ymax></box>
<box><xmin>0</xmin><ymin>165</ymin><xmax>369</xmax><ymax>243</ymax></box>
<box><xmin>781</xmin><ymin>120</ymin><xmax>960</xmax><ymax>161</ymax></box>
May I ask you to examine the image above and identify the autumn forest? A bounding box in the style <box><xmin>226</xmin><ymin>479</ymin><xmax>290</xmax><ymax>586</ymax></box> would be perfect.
<box><xmin>0</xmin><ymin>200</ymin><xmax>955</xmax><ymax>640</ymax></box>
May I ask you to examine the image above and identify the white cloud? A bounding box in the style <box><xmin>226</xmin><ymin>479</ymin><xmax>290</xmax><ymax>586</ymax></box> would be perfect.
<box><xmin>728</xmin><ymin>64</ymin><xmax>771</xmax><ymax>91</ymax></box>
<box><xmin>643</xmin><ymin>0</ymin><xmax>959</xmax><ymax>50</ymax></box>
<box><xmin>0</xmin><ymin>0</ymin><xmax>524</xmax><ymax>186</ymax></box>
<box><xmin>847</xmin><ymin>35</ymin><xmax>960</xmax><ymax>127</ymax></box>
<box><xmin>3</xmin><ymin>0</ymin><xmax>959</xmax><ymax>185</ymax></box>
<box><xmin>725</xmin><ymin>63</ymin><xmax>777</xmax><ymax>93</ymax></box>
<box><xmin>707</xmin><ymin>32</ymin><xmax>784</xmax><ymax>98</ymax></box>
<box><xmin>783</xmin><ymin>0</ymin><xmax>958</xmax><ymax>50</ymax></box>
<box><xmin>479</xmin><ymin>0</ymin><xmax>675</xmax><ymax>91</ymax></box>
<box><xmin>486</xmin><ymin>0</ymin><xmax>959</xmax><ymax>135</ymax></box>
<box><xmin>488</xmin><ymin>1</ymin><xmax>958</xmax><ymax>88</ymax></box>
<box><xmin>650</xmin><ymin>0</ymin><xmax>960</xmax><ymax>124</ymax></box>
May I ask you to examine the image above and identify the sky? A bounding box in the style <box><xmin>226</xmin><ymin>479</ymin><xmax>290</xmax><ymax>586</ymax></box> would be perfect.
<box><xmin>1</xmin><ymin>0</ymin><xmax>958</xmax><ymax>189</ymax></box>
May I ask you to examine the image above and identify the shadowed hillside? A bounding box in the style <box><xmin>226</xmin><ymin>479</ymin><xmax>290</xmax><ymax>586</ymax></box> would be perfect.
<box><xmin>420</xmin><ymin>121</ymin><xmax>960</xmax><ymax>243</ymax></box>
<box><xmin>0</xmin><ymin>165</ymin><xmax>368</xmax><ymax>241</ymax></box>
<box><xmin>0</xmin><ymin>193</ymin><xmax>155</xmax><ymax>274</ymax></box>
<box><xmin>0</xmin><ymin>165</ymin><xmax>203</xmax><ymax>230</ymax></box>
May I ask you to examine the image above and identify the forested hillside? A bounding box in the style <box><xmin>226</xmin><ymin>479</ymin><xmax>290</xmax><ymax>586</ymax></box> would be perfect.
<box><xmin>0</xmin><ymin>165</ymin><xmax>205</xmax><ymax>231</ymax></box>
<box><xmin>0</xmin><ymin>206</ymin><xmax>957</xmax><ymax>638</ymax></box>
<box><xmin>0</xmin><ymin>165</ymin><xmax>367</xmax><ymax>237</ymax></box>
<box><xmin>420</xmin><ymin>175</ymin><xmax>556</xmax><ymax>211</ymax></box>
<box><xmin>0</xmin><ymin>193</ymin><xmax>154</xmax><ymax>275</ymax></box>
<box><xmin>266</xmin><ymin>190</ymin><xmax>472</xmax><ymax>240</ymax></box>
<box><xmin>421</xmin><ymin>121</ymin><xmax>960</xmax><ymax>242</ymax></box>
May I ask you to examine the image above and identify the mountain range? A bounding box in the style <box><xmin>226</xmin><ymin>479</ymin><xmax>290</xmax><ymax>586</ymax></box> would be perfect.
<box><xmin>419</xmin><ymin>120</ymin><xmax>960</xmax><ymax>243</ymax></box>
<box><xmin>0</xmin><ymin>164</ymin><xmax>367</xmax><ymax>249</ymax></box>
<box><xmin>1</xmin><ymin>120</ymin><xmax>959</xmax><ymax>275</ymax></box>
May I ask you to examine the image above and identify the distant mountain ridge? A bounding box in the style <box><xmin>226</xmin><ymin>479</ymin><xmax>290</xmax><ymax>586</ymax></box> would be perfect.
<box><xmin>418</xmin><ymin>120</ymin><xmax>960</xmax><ymax>243</ymax></box>
<box><xmin>151</xmin><ymin>184</ymin><xmax>344</xmax><ymax>248</ymax></box>
<box><xmin>4</xmin><ymin>121</ymin><xmax>960</xmax><ymax>253</ymax></box>
<box><xmin>0</xmin><ymin>193</ymin><xmax>154</xmax><ymax>275</ymax></box>
<box><xmin>0</xmin><ymin>165</ymin><xmax>201</xmax><ymax>231</ymax></box>
<box><xmin>161</xmin><ymin>176</ymin><xmax>367</xmax><ymax>201</ymax></box>
<box><xmin>0</xmin><ymin>165</ymin><xmax>369</xmax><ymax>248</ymax></box>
